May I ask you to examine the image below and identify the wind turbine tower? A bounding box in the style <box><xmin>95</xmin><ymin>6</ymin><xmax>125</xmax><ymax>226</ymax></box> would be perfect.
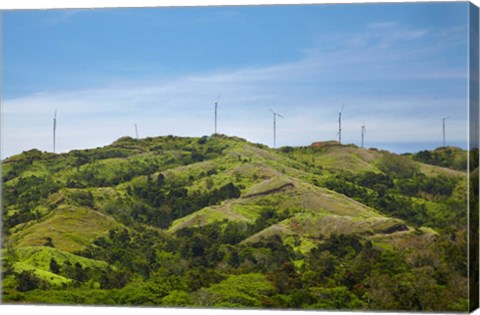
<box><xmin>361</xmin><ymin>123</ymin><xmax>366</xmax><ymax>148</ymax></box>
<box><xmin>53</xmin><ymin>109</ymin><xmax>57</xmax><ymax>153</ymax></box>
<box><xmin>214</xmin><ymin>94</ymin><xmax>221</xmax><ymax>135</ymax></box>
<box><xmin>270</xmin><ymin>109</ymin><xmax>284</xmax><ymax>149</ymax></box>
<box><xmin>442</xmin><ymin>116</ymin><xmax>449</xmax><ymax>147</ymax></box>
<box><xmin>135</xmin><ymin>123</ymin><xmax>139</xmax><ymax>139</ymax></box>
<box><xmin>337</xmin><ymin>104</ymin><xmax>344</xmax><ymax>143</ymax></box>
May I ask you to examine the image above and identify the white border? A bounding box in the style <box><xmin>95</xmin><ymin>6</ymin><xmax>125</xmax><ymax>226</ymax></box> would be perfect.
<box><xmin>0</xmin><ymin>0</ymin><xmax>479</xmax><ymax>10</ymax></box>
<box><xmin>1</xmin><ymin>1</ymin><xmax>479</xmax><ymax>315</ymax></box>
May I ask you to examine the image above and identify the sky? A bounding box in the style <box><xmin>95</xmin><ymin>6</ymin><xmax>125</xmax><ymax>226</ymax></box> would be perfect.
<box><xmin>1</xmin><ymin>2</ymin><xmax>472</xmax><ymax>158</ymax></box>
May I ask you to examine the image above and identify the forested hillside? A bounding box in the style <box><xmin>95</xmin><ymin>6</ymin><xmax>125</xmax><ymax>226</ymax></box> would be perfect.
<box><xmin>1</xmin><ymin>135</ymin><xmax>472</xmax><ymax>311</ymax></box>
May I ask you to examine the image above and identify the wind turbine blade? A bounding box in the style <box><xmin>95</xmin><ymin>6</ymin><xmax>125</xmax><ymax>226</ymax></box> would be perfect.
<box><xmin>277</xmin><ymin>113</ymin><xmax>284</xmax><ymax>119</ymax></box>
<box><xmin>340</xmin><ymin>104</ymin><xmax>344</xmax><ymax>113</ymax></box>
<box><xmin>269</xmin><ymin>108</ymin><xmax>275</xmax><ymax>114</ymax></box>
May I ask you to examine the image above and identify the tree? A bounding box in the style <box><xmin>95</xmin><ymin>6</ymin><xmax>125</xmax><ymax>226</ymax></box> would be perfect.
<box><xmin>50</xmin><ymin>258</ymin><xmax>61</xmax><ymax>274</ymax></box>
<box><xmin>269</xmin><ymin>262</ymin><xmax>301</xmax><ymax>294</ymax></box>
<box><xmin>16</xmin><ymin>270</ymin><xmax>42</xmax><ymax>292</ymax></box>
<box><xmin>44</xmin><ymin>237</ymin><xmax>55</xmax><ymax>248</ymax></box>
<box><xmin>156</xmin><ymin>173</ymin><xmax>165</xmax><ymax>187</ymax></box>
<box><xmin>162</xmin><ymin>290</ymin><xmax>192</xmax><ymax>306</ymax></box>
<box><xmin>379</xmin><ymin>153</ymin><xmax>417</xmax><ymax>179</ymax></box>
<box><xmin>74</xmin><ymin>262</ymin><xmax>87</xmax><ymax>282</ymax></box>
<box><xmin>1</xmin><ymin>245</ymin><xmax>18</xmax><ymax>277</ymax></box>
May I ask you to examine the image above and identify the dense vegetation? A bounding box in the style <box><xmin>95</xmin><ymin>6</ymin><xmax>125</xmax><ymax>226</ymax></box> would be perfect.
<box><xmin>412</xmin><ymin>147</ymin><xmax>468</xmax><ymax>170</ymax></box>
<box><xmin>1</xmin><ymin>136</ymin><xmax>471</xmax><ymax>311</ymax></box>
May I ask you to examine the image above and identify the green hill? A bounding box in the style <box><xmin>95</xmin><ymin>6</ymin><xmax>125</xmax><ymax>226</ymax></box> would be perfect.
<box><xmin>1</xmin><ymin>135</ymin><xmax>470</xmax><ymax>311</ymax></box>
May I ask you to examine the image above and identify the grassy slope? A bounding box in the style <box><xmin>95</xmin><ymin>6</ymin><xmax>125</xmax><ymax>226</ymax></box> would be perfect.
<box><xmin>12</xmin><ymin>205</ymin><xmax>121</xmax><ymax>252</ymax></box>
<box><xmin>292</xmin><ymin>143</ymin><xmax>381</xmax><ymax>174</ymax></box>
<box><xmin>169</xmin><ymin>164</ymin><xmax>409</xmax><ymax>251</ymax></box>
<box><xmin>11</xmin><ymin>246</ymin><xmax>111</xmax><ymax>286</ymax></box>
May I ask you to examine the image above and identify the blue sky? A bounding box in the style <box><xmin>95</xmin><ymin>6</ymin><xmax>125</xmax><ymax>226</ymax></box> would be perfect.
<box><xmin>1</xmin><ymin>2</ymin><xmax>471</xmax><ymax>157</ymax></box>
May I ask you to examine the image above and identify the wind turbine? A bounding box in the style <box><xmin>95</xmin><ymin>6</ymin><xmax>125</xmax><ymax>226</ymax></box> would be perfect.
<box><xmin>135</xmin><ymin>123</ymin><xmax>139</xmax><ymax>139</ymax></box>
<box><xmin>53</xmin><ymin>109</ymin><xmax>57</xmax><ymax>153</ymax></box>
<box><xmin>337</xmin><ymin>104</ymin><xmax>344</xmax><ymax>144</ymax></box>
<box><xmin>361</xmin><ymin>122</ymin><xmax>366</xmax><ymax>148</ymax></box>
<box><xmin>442</xmin><ymin>116</ymin><xmax>449</xmax><ymax>147</ymax></box>
<box><xmin>270</xmin><ymin>109</ymin><xmax>284</xmax><ymax>149</ymax></box>
<box><xmin>214</xmin><ymin>94</ymin><xmax>221</xmax><ymax>135</ymax></box>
